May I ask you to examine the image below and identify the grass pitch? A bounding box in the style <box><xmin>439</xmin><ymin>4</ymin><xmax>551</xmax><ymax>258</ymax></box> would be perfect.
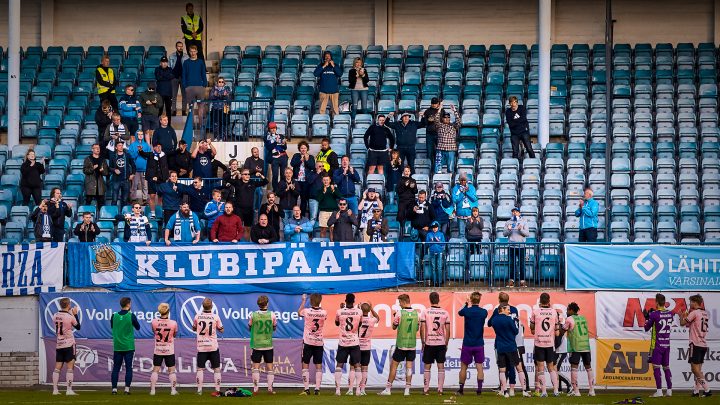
<box><xmin>0</xmin><ymin>388</ymin><xmax>709</xmax><ymax>405</ymax></box>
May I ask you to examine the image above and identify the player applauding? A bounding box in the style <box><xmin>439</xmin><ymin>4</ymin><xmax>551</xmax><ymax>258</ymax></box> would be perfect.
<box><xmin>379</xmin><ymin>294</ymin><xmax>419</xmax><ymax>396</ymax></box>
<box><xmin>644</xmin><ymin>293</ymin><xmax>674</xmax><ymax>397</ymax></box>
<box><xmin>334</xmin><ymin>293</ymin><xmax>363</xmax><ymax>396</ymax></box>
<box><xmin>52</xmin><ymin>298</ymin><xmax>80</xmax><ymax>396</ymax></box>
<box><xmin>249</xmin><ymin>295</ymin><xmax>277</xmax><ymax>394</ymax></box>
<box><xmin>193</xmin><ymin>297</ymin><xmax>224</xmax><ymax>397</ymax></box>
<box><xmin>150</xmin><ymin>303</ymin><xmax>178</xmax><ymax>396</ymax></box>
<box><xmin>358</xmin><ymin>302</ymin><xmax>379</xmax><ymax>395</ymax></box>
<box><xmin>298</xmin><ymin>293</ymin><xmax>328</xmax><ymax>395</ymax></box>
<box><xmin>420</xmin><ymin>292</ymin><xmax>450</xmax><ymax>396</ymax></box>
<box><xmin>681</xmin><ymin>294</ymin><xmax>711</xmax><ymax>397</ymax></box>
<box><xmin>563</xmin><ymin>302</ymin><xmax>594</xmax><ymax>397</ymax></box>
<box><xmin>530</xmin><ymin>292</ymin><xmax>560</xmax><ymax>397</ymax></box>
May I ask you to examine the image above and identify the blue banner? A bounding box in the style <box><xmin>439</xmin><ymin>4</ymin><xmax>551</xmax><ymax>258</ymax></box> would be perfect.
<box><xmin>67</xmin><ymin>241</ymin><xmax>415</xmax><ymax>294</ymax></box>
<box><xmin>565</xmin><ymin>244</ymin><xmax>720</xmax><ymax>291</ymax></box>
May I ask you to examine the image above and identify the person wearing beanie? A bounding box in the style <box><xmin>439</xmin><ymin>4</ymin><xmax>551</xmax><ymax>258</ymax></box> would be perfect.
<box><xmin>139</xmin><ymin>81</ymin><xmax>163</xmax><ymax>138</ymax></box>
<box><xmin>155</xmin><ymin>56</ymin><xmax>175</xmax><ymax>117</ymax></box>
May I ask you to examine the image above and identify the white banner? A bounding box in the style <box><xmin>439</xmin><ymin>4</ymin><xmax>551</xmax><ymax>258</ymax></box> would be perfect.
<box><xmin>214</xmin><ymin>142</ymin><xmax>263</xmax><ymax>165</ymax></box>
<box><xmin>596</xmin><ymin>292</ymin><xmax>720</xmax><ymax>341</ymax></box>
<box><xmin>0</xmin><ymin>242</ymin><xmax>64</xmax><ymax>296</ymax></box>
<box><xmin>322</xmin><ymin>339</ymin><xmax>596</xmax><ymax>389</ymax></box>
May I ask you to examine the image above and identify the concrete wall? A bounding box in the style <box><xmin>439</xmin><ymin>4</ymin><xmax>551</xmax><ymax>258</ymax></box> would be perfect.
<box><xmin>0</xmin><ymin>296</ymin><xmax>39</xmax><ymax>387</ymax></box>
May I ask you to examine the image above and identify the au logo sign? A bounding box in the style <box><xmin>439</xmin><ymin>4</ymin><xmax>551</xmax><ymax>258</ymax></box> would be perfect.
<box><xmin>597</xmin><ymin>339</ymin><xmax>654</xmax><ymax>387</ymax></box>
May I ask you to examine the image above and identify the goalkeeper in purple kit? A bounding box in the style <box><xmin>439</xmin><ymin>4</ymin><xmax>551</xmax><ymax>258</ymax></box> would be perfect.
<box><xmin>643</xmin><ymin>293</ymin><xmax>674</xmax><ymax>398</ymax></box>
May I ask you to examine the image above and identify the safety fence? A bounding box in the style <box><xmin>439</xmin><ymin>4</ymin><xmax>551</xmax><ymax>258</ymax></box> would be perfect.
<box><xmin>186</xmin><ymin>99</ymin><xmax>271</xmax><ymax>142</ymax></box>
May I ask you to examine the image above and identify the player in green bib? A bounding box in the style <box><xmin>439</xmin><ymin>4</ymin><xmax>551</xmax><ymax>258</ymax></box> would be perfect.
<box><xmin>562</xmin><ymin>302</ymin><xmax>595</xmax><ymax>397</ymax></box>
<box><xmin>248</xmin><ymin>295</ymin><xmax>278</xmax><ymax>394</ymax></box>
<box><xmin>110</xmin><ymin>297</ymin><xmax>140</xmax><ymax>395</ymax></box>
<box><xmin>379</xmin><ymin>294</ymin><xmax>419</xmax><ymax>396</ymax></box>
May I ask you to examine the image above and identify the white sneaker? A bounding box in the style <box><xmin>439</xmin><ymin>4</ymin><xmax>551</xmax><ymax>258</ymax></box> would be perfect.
<box><xmin>588</xmin><ymin>389</ymin><xmax>596</xmax><ymax>397</ymax></box>
<box><xmin>52</xmin><ymin>390</ymin><xmax>60</xmax><ymax>396</ymax></box>
<box><xmin>378</xmin><ymin>388</ymin><xmax>391</xmax><ymax>396</ymax></box>
<box><xmin>666</xmin><ymin>389</ymin><xmax>672</xmax><ymax>397</ymax></box>
<box><xmin>197</xmin><ymin>390</ymin><xmax>203</xmax><ymax>396</ymax></box>
<box><xmin>66</xmin><ymin>390</ymin><xmax>78</xmax><ymax>396</ymax></box>
<box><xmin>149</xmin><ymin>390</ymin><xmax>156</xmax><ymax>396</ymax></box>
<box><xmin>170</xmin><ymin>390</ymin><xmax>179</xmax><ymax>396</ymax></box>
<box><xmin>522</xmin><ymin>391</ymin><xmax>532</xmax><ymax>397</ymax></box>
<box><xmin>346</xmin><ymin>389</ymin><xmax>354</xmax><ymax>396</ymax></box>
<box><xmin>404</xmin><ymin>387</ymin><xmax>411</xmax><ymax>396</ymax></box>
<box><xmin>650</xmin><ymin>390</ymin><xmax>664</xmax><ymax>397</ymax></box>
<box><xmin>509</xmin><ymin>388</ymin><xmax>515</xmax><ymax>397</ymax></box>
<box><xmin>335</xmin><ymin>389</ymin><xmax>341</xmax><ymax>396</ymax></box>
<box><xmin>359</xmin><ymin>390</ymin><xmax>367</xmax><ymax>396</ymax></box>
<box><xmin>567</xmin><ymin>391</ymin><xmax>581</xmax><ymax>397</ymax></box>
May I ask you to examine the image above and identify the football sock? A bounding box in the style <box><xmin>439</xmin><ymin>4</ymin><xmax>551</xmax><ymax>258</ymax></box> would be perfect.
<box><xmin>302</xmin><ymin>369</ymin><xmax>310</xmax><ymax>390</ymax></box>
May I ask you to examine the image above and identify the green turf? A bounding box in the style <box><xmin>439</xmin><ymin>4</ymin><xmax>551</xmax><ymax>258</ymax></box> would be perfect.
<box><xmin>0</xmin><ymin>389</ymin><xmax>709</xmax><ymax>405</ymax></box>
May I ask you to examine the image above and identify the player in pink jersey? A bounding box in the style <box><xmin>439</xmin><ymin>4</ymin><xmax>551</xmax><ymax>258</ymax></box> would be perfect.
<box><xmin>358</xmin><ymin>302</ymin><xmax>379</xmax><ymax>395</ymax></box>
<box><xmin>192</xmin><ymin>297</ymin><xmax>224</xmax><ymax>397</ymax></box>
<box><xmin>529</xmin><ymin>292</ymin><xmax>560</xmax><ymax>397</ymax></box>
<box><xmin>681</xmin><ymin>294</ymin><xmax>712</xmax><ymax>397</ymax></box>
<box><xmin>149</xmin><ymin>303</ymin><xmax>178</xmax><ymax>396</ymax></box>
<box><xmin>52</xmin><ymin>297</ymin><xmax>80</xmax><ymax>396</ymax></box>
<box><xmin>334</xmin><ymin>293</ymin><xmax>363</xmax><ymax>396</ymax></box>
<box><xmin>298</xmin><ymin>293</ymin><xmax>328</xmax><ymax>395</ymax></box>
<box><xmin>420</xmin><ymin>292</ymin><xmax>450</xmax><ymax>396</ymax></box>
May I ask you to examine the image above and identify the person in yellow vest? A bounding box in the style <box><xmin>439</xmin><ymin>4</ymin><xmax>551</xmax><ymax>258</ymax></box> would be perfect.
<box><xmin>316</xmin><ymin>138</ymin><xmax>339</xmax><ymax>174</ymax></box>
<box><xmin>96</xmin><ymin>55</ymin><xmax>119</xmax><ymax>110</ymax></box>
<box><xmin>181</xmin><ymin>2</ymin><xmax>204</xmax><ymax>60</ymax></box>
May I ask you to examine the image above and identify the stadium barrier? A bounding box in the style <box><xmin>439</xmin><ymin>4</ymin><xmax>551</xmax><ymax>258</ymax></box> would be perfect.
<box><xmin>187</xmin><ymin>99</ymin><xmax>271</xmax><ymax>142</ymax></box>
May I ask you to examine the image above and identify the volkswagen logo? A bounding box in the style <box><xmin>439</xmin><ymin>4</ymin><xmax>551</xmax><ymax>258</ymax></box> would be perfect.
<box><xmin>180</xmin><ymin>296</ymin><xmax>218</xmax><ymax>333</ymax></box>
<box><xmin>632</xmin><ymin>250</ymin><xmax>664</xmax><ymax>281</ymax></box>
<box><xmin>44</xmin><ymin>297</ymin><xmax>82</xmax><ymax>332</ymax></box>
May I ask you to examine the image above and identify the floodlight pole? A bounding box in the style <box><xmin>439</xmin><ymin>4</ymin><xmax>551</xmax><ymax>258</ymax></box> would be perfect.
<box><xmin>537</xmin><ymin>0</ymin><xmax>551</xmax><ymax>148</ymax></box>
<box><xmin>7</xmin><ymin>0</ymin><xmax>21</xmax><ymax>149</ymax></box>
<box><xmin>605</xmin><ymin>0</ymin><xmax>614</xmax><ymax>240</ymax></box>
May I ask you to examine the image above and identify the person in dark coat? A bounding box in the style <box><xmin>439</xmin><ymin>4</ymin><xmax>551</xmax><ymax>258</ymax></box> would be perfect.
<box><xmin>82</xmin><ymin>144</ymin><xmax>109</xmax><ymax>207</ymax></box>
<box><xmin>422</xmin><ymin>97</ymin><xmax>445</xmax><ymax>173</ymax></box>
<box><xmin>156</xmin><ymin>171</ymin><xmax>192</xmax><ymax>225</ymax></box>
<box><xmin>386</xmin><ymin>112</ymin><xmax>426</xmax><ymax>172</ymax></box>
<box><xmin>505</xmin><ymin>95</ymin><xmax>536</xmax><ymax>159</ymax></box>
<box><xmin>73</xmin><ymin>212</ymin><xmax>101</xmax><ymax>242</ymax></box>
<box><xmin>154</xmin><ymin>57</ymin><xmax>175</xmax><ymax>117</ymax></box>
<box><xmin>396</xmin><ymin>166</ymin><xmax>418</xmax><ymax>224</ymax></box>
<box><xmin>251</xmin><ymin>213</ymin><xmax>279</xmax><ymax>244</ymax></box>
<box><xmin>363</xmin><ymin>115</ymin><xmax>395</xmax><ymax>175</ymax></box>
<box><xmin>20</xmin><ymin>149</ymin><xmax>45</xmax><ymax>206</ymax></box>
<box><xmin>152</xmin><ymin>115</ymin><xmax>177</xmax><ymax>155</ymax></box>
<box><xmin>168</xmin><ymin>140</ymin><xmax>192</xmax><ymax>178</ymax></box>
<box><xmin>411</xmin><ymin>190</ymin><xmax>435</xmax><ymax>241</ymax></box>
<box><xmin>225</xmin><ymin>167</ymin><xmax>268</xmax><ymax>240</ymax></box>
<box><xmin>290</xmin><ymin>141</ymin><xmax>316</xmax><ymax>216</ymax></box>
<box><xmin>47</xmin><ymin>188</ymin><xmax>73</xmax><ymax>242</ymax></box>
<box><xmin>183</xmin><ymin>176</ymin><xmax>209</xmax><ymax>216</ymax></box>
<box><xmin>31</xmin><ymin>199</ymin><xmax>58</xmax><ymax>242</ymax></box>
<box><xmin>327</xmin><ymin>197</ymin><xmax>359</xmax><ymax>242</ymax></box>
<box><xmin>140</xmin><ymin>142</ymin><xmax>170</xmax><ymax>219</ymax></box>
<box><xmin>259</xmin><ymin>191</ymin><xmax>284</xmax><ymax>237</ymax></box>
<box><xmin>95</xmin><ymin>100</ymin><xmax>114</xmax><ymax>149</ymax></box>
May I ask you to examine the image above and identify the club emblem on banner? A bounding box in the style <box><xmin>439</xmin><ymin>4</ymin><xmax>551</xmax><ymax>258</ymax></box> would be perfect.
<box><xmin>44</xmin><ymin>297</ymin><xmax>83</xmax><ymax>331</ymax></box>
<box><xmin>90</xmin><ymin>244</ymin><xmax>123</xmax><ymax>285</ymax></box>
<box><xmin>631</xmin><ymin>250</ymin><xmax>664</xmax><ymax>281</ymax></box>
<box><xmin>74</xmin><ymin>345</ymin><xmax>99</xmax><ymax>375</ymax></box>
<box><xmin>180</xmin><ymin>295</ymin><xmax>219</xmax><ymax>333</ymax></box>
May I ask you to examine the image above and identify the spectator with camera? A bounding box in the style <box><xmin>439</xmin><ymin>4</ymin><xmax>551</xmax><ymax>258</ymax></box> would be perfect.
<box><xmin>47</xmin><ymin>188</ymin><xmax>73</xmax><ymax>242</ymax></box>
<box><xmin>411</xmin><ymin>190</ymin><xmax>435</xmax><ymax>241</ymax></box>
<box><xmin>430</xmin><ymin>182</ymin><xmax>454</xmax><ymax>238</ymax></box>
<box><xmin>20</xmin><ymin>149</ymin><xmax>45</xmax><ymax>206</ymax></box>
<box><xmin>243</xmin><ymin>147</ymin><xmax>266</xmax><ymax>212</ymax></box>
<box><xmin>31</xmin><ymin>198</ymin><xmax>59</xmax><ymax>242</ymax></box>
<box><xmin>73</xmin><ymin>212</ymin><xmax>101</xmax><ymax>242</ymax></box>
<box><xmin>348</xmin><ymin>57</ymin><xmax>369</xmax><ymax>117</ymax></box>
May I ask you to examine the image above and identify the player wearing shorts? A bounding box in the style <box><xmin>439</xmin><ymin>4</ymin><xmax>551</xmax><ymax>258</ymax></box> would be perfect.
<box><xmin>553</xmin><ymin>309</ymin><xmax>571</xmax><ymax>394</ymax></box>
<box><xmin>487</xmin><ymin>292</ymin><xmax>528</xmax><ymax>395</ymax></box>
<box><xmin>530</xmin><ymin>292</ymin><xmax>560</xmax><ymax>397</ymax></box>
<box><xmin>52</xmin><ymin>297</ymin><xmax>80</xmax><ymax>396</ymax></box>
<box><xmin>150</xmin><ymin>303</ymin><xmax>178</xmax><ymax>396</ymax></box>
<box><xmin>249</xmin><ymin>295</ymin><xmax>278</xmax><ymax>394</ymax></box>
<box><xmin>358</xmin><ymin>302</ymin><xmax>379</xmax><ymax>395</ymax></box>
<box><xmin>644</xmin><ymin>293</ymin><xmax>674</xmax><ymax>397</ymax></box>
<box><xmin>563</xmin><ymin>302</ymin><xmax>594</xmax><ymax>397</ymax></box>
<box><xmin>192</xmin><ymin>297</ymin><xmax>225</xmax><ymax>396</ymax></box>
<box><xmin>298</xmin><ymin>293</ymin><xmax>327</xmax><ymax>395</ymax></box>
<box><xmin>681</xmin><ymin>294</ymin><xmax>711</xmax><ymax>397</ymax></box>
<box><xmin>491</xmin><ymin>304</ymin><xmax>529</xmax><ymax>398</ymax></box>
<box><xmin>378</xmin><ymin>294</ymin><xmax>419</xmax><ymax>396</ymax></box>
<box><xmin>456</xmin><ymin>291</ymin><xmax>488</xmax><ymax>396</ymax></box>
<box><xmin>420</xmin><ymin>292</ymin><xmax>450</xmax><ymax>395</ymax></box>
<box><xmin>334</xmin><ymin>293</ymin><xmax>363</xmax><ymax>396</ymax></box>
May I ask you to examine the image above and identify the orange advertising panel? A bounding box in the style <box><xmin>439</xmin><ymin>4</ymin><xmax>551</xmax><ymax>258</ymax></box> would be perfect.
<box><xmin>596</xmin><ymin>339</ymin><xmax>654</xmax><ymax>387</ymax></box>
<box><xmin>451</xmin><ymin>291</ymin><xmax>597</xmax><ymax>339</ymax></box>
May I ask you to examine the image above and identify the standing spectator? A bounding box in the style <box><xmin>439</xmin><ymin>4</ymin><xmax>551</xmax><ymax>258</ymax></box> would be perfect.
<box><xmin>225</xmin><ymin>168</ymin><xmax>267</xmax><ymax>241</ymax></box>
<box><xmin>191</xmin><ymin>139</ymin><xmax>216</xmax><ymax>179</ymax></box>
<box><xmin>386</xmin><ymin>150</ymin><xmax>402</xmax><ymax>199</ymax></box>
<box><xmin>251</xmin><ymin>213</ymin><xmax>279</xmax><ymax>244</ymax></box>
<box><xmin>120</xmin><ymin>204</ymin><xmax>152</xmax><ymax>245</ymax></box>
<box><xmin>266</xmin><ymin>122</ymin><xmax>289</xmax><ymax>191</ymax></box>
<box><xmin>156</xmin><ymin>171</ymin><xmax>191</xmax><ymax>225</ymax></box>
<box><xmin>307</xmin><ymin>162</ymin><xmax>327</xmax><ymax>222</ymax></box>
<box><xmin>140</xmin><ymin>142</ymin><xmax>170</xmax><ymax>219</ymax></box>
<box><xmin>108</xmin><ymin>140</ymin><xmax>136</xmax><ymax>208</ymax></box>
<box><xmin>243</xmin><ymin>147</ymin><xmax>266</xmax><ymax>212</ymax></box>
<box><xmin>139</xmin><ymin>81</ymin><xmax>163</xmax><ymax>137</ymax></box>
<box><xmin>110</xmin><ymin>297</ymin><xmax>141</xmax><ymax>395</ymax></box>
<box><xmin>83</xmin><ymin>144</ymin><xmax>109</xmax><ymax>207</ymax></box>
<box><xmin>260</xmin><ymin>192</ymin><xmax>283</xmax><ymax>237</ymax></box>
<box><xmin>95</xmin><ymin>100</ymin><xmax>114</xmax><ymax>147</ymax></box>
<box><xmin>422</xmin><ymin>98</ymin><xmax>444</xmax><ymax>172</ymax></box>
<box><xmin>387</xmin><ymin>112</ymin><xmax>425</xmax><ymax>171</ymax></box>
<box><xmin>20</xmin><ymin>149</ymin><xmax>44</xmax><ymax>206</ymax></box>
<box><xmin>575</xmin><ymin>187</ymin><xmax>599</xmax><ymax>242</ymax></box>
<box><xmin>181</xmin><ymin>2</ymin><xmax>204</xmax><ymax>59</ymax></box>
<box><xmin>184</xmin><ymin>176</ymin><xmax>209</xmax><ymax>216</ymax></box>
<box><xmin>433</xmin><ymin>102</ymin><xmax>461</xmax><ymax>174</ymax></box>
<box><xmin>396</xmin><ymin>166</ymin><xmax>417</xmax><ymax>225</ymax></box>
<box><xmin>357</xmin><ymin>188</ymin><xmax>383</xmax><ymax>242</ymax></box>
<box><xmin>348</xmin><ymin>57</ymin><xmax>369</xmax><ymax>117</ymax></box>
<box><xmin>452</xmin><ymin>174</ymin><xmax>478</xmax><ymax>238</ymax></box>
<box><xmin>503</xmin><ymin>207</ymin><xmax>530</xmax><ymax>288</ymax></box>
<box><xmin>223</xmin><ymin>159</ymin><xmax>242</xmax><ymax>201</ymax></box>
<box><xmin>169</xmin><ymin>140</ymin><xmax>192</xmax><ymax>178</ymax></box>
<box><xmin>74</xmin><ymin>212</ymin><xmax>101</xmax><ymax>242</ymax></box>
<box><xmin>164</xmin><ymin>202</ymin><xmax>201</xmax><ymax>245</ymax></box>
<box><xmin>47</xmin><ymin>188</ymin><xmax>72</xmax><ymax>242</ymax></box>
<box><xmin>154</xmin><ymin>57</ymin><xmax>174</xmax><ymax>117</ymax></box>
<box><xmin>426</xmin><ymin>221</ymin><xmax>446</xmax><ymax>286</ymax></box>
<box><xmin>366</xmin><ymin>207</ymin><xmax>389</xmax><ymax>242</ymax></box>
<box><xmin>183</xmin><ymin>45</ymin><xmax>208</xmax><ymax>137</ymax></box>
<box><xmin>505</xmin><ymin>96</ymin><xmax>535</xmax><ymax>159</ymax></box>
<box><xmin>209</xmin><ymin>78</ymin><xmax>231</xmax><ymax>141</ymax></box>
<box><xmin>290</xmin><ymin>141</ymin><xmax>315</xmax><ymax>216</ymax></box>
<box><xmin>169</xmin><ymin>41</ymin><xmax>189</xmax><ymax>116</ymax></box>
<box><xmin>203</xmin><ymin>189</ymin><xmax>225</xmax><ymax>231</ymax></box>
<box><xmin>314</xmin><ymin>51</ymin><xmax>342</xmax><ymax>118</ymax></box>
<box><xmin>103</xmin><ymin>113</ymin><xmax>128</xmax><ymax>159</ymax></box>
<box><xmin>327</xmin><ymin>198</ymin><xmax>359</xmax><ymax>242</ymax></box>
<box><xmin>465</xmin><ymin>207</ymin><xmax>485</xmax><ymax>243</ymax></box>
<box><xmin>332</xmin><ymin>156</ymin><xmax>361</xmax><ymax>214</ymax></box>
<box><xmin>430</xmin><ymin>182</ymin><xmax>454</xmax><ymax>237</ymax></box>
<box><xmin>210</xmin><ymin>202</ymin><xmax>242</xmax><ymax>243</ymax></box>
<box><xmin>31</xmin><ymin>199</ymin><xmax>56</xmax><ymax>242</ymax></box>
<box><xmin>278</xmin><ymin>168</ymin><xmax>299</xmax><ymax>220</ymax></box>
<box><xmin>127</xmin><ymin>132</ymin><xmax>151</xmax><ymax>205</ymax></box>
<box><xmin>411</xmin><ymin>190</ymin><xmax>435</xmax><ymax>241</ymax></box>
<box><xmin>284</xmin><ymin>205</ymin><xmax>313</xmax><ymax>242</ymax></box>
<box><xmin>118</xmin><ymin>84</ymin><xmax>141</xmax><ymax>140</ymax></box>
<box><xmin>152</xmin><ymin>115</ymin><xmax>177</xmax><ymax>155</ymax></box>
<box><xmin>96</xmin><ymin>55</ymin><xmax>119</xmax><ymax>110</ymax></box>
<box><xmin>316</xmin><ymin>138</ymin><xmax>339</xmax><ymax>173</ymax></box>
<box><xmin>315</xmin><ymin>175</ymin><xmax>341</xmax><ymax>238</ymax></box>
<box><xmin>363</xmin><ymin>114</ymin><xmax>394</xmax><ymax>175</ymax></box>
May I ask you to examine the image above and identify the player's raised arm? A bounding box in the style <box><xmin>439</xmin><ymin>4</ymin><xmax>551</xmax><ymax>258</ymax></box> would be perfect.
<box><xmin>297</xmin><ymin>293</ymin><xmax>307</xmax><ymax>317</ymax></box>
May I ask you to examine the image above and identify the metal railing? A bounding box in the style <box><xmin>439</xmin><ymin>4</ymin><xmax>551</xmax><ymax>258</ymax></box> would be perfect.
<box><xmin>187</xmin><ymin>99</ymin><xmax>270</xmax><ymax>142</ymax></box>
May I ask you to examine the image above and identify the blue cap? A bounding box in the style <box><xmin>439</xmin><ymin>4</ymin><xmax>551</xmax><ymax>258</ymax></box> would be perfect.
<box><xmin>511</xmin><ymin>207</ymin><xmax>520</xmax><ymax>212</ymax></box>
<box><xmin>430</xmin><ymin>221</ymin><xmax>440</xmax><ymax>227</ymax></box>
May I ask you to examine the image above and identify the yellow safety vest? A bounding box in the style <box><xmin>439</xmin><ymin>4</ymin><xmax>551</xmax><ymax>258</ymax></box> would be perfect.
<box><xmin>316</xmin><ymin>149</ymin><xmax>334</xmax><ymax>172</ymax></box>
<box><xmin>96</xmin><ymin>67</ymin><xmax>115</xmax><ymax>94</ymax></box>
<box><xmin>182</xmin><ymin>14</ymin><xmax>202</xmax><ymax>40</ymax></box>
